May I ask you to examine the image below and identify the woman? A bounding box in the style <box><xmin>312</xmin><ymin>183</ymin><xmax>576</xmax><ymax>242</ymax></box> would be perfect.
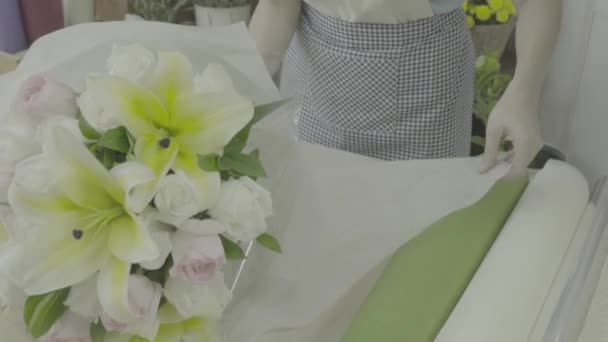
<box><xmin>250</xmin><ymin>0</ymin><xmax>562</xmax><ymax>177</ymax></box>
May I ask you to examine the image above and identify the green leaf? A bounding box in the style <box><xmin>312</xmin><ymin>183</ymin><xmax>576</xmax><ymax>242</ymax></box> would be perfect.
<box><xmin>98</xmin><ymin>127</ymin><xmax>131</xmax><ymax>153</ymax></box>
<box><xmin>102</xmin><ymin>149</ymin><xmax>115</xmax><ymax>170</ymax></box>
<box><xmin>220</xmin><ymin>235</ymin><xmax>246</xmax><ymax>260</ymax></box>
<box><xmin>250</xmin><ymin>100</ymin><xmax>289</xmax><ymax>128</ymax></box>
<box><xmin>224</xmin><ymin>134</ymin><xmax>247</xmax><ymax>154</ymax></box>
<box><xmin>23</xmin><ymin>294</ymin><xmax>46</xmax><ymax>328</ymax></box>
<box><xmin>78</xmin><ymin>115</ymin><xmax>101</xmax><ymax>140</ymax></box>
<box><xmin>471</xmin><ymin>136</ymin><xmax>486</xmax><ymax>147</ymax></box>
<box><xmin>198</xmin><ymin>154</ymin><xmax>220</xmax><ymax>172</ymax></box>
<box><xmin>24</xmin><ymin>288</ymin><xmax>70</xmax><ymax>338</ymax></box>
<box><xmin>90</xmin><ymin>321</ymin><xmax>106</xmax><ymax>342</ymax></box>
<box><xmin>256</xmin><ymin>233</ymin><xmax>282</xmax><ymax>254</ymax></box>
<box><xmin>219</xmin><ymin>152</ymin><xmax>266</xmax><ymax>178</ymax></box>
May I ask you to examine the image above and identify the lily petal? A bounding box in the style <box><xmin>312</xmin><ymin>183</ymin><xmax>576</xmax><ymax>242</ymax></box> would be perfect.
<box><xmin>98</xmin><ymin>257</ymin><xmax>135</xmax><ymax>323</ymax></box>
<box><xmin>8</xmin><ymin>183</ymin><xmax>79</xmax><ymax>226</ymax></box>
<box><xmin>108</xmin><ymin>214</ymin><xmax>158</xmax><ymax>263</ymax></box>
<box><xmin>172</xmin><ymin>92</ymin><xmax>254</xmax><ymax>156</ymax></box>
<box><xmin>15</xmin><ymin>224</ymin><xmax>111</xmax><ymax>295</ymax></box>
<box><xmin>154</xmin><ymin>322</ymin><xmax>183</xmax><ymax>342</ymax></box>
<box><xmin>182</xmin><ymin>317</ymin><xmax>219</xmax><ymax>342</ymax></box>
<box><xmin>157</xmin><ymin>303</ymin><xmax>183</xmax><ymax>325</ymax></box>
<box><xmin>110</xmin><ymin>162</ymin><xmax>157</xmax><ymax>214</ymax></box>
<box><xmin>134</xmin><ymin>133</ymin><xmax>178</xmax><ymax>178</ymax></box>
<box><xmin>148</xmin><ymin>51</ymin><xmax>194</xmax><ymax>109</ymax></box>
<box><xmin>47</xmin><ymin>126</ymin><xmax>124</xmax><ymax>209</ymax></box>
<box><xmin>87</xmin><ymin>76</ymin><xmax>169</xmax><ymax>137</ymax></box>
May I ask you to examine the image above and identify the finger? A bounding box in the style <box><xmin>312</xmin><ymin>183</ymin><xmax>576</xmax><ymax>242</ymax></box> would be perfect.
<box><xmin>506</xmin><ymin>135</ymin><xmax>539</xmax><ymax>179</ymax></box>
<box><xmin>480</xmin><ymin>125</ymin><xmax>505</xmax><ymax>173</ymax></box>
<box><xmin>498</xmin><ymin>149</ymin><xmax>514</xmax><ymax>163</ymax></box>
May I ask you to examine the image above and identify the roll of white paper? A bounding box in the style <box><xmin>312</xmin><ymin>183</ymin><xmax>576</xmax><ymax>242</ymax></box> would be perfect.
<box><xmin>435</xmin><ymin>161</ymin><xmax>590</xmax><ymax>342</ymax></box>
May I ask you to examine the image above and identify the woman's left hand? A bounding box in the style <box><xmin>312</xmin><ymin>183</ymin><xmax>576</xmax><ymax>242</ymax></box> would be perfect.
<box><xmin>479</xmin><ymin>85</ymin><xmax>544</xmax><ymax>179</ymax></box>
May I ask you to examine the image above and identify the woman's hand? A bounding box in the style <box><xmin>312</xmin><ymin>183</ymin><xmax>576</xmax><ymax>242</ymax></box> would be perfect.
<box><xmin>479</xmin><ymin>0</ymin><xmax>562</xmax><ymax>178</ymax></box>
<box><xmin>480</xmin><ymin>85</ymin><xmax>543</xmax><ymax>179</ymax></box>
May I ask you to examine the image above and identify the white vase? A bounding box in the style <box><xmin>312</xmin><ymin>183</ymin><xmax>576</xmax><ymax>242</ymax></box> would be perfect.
<box><xmin>195</xmin><ymin>5</ymin><xmax>252</xmax><ymax>28</ymax></box>
<box><xmin>124</xmin><ymin>13</ymin><xmax>145</xmax><ymax>21</ymax></box>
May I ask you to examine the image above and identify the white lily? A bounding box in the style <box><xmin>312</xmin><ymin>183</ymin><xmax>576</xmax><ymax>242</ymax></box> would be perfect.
<box><xmin>86</xmin><ymin>50</ymin><xmax>254</xmax><ymax>213</ymax></box>
<box><xmin>8</xmin><ymin>126</ymin><xmax>158</xmax><ymax>323</ymax></box>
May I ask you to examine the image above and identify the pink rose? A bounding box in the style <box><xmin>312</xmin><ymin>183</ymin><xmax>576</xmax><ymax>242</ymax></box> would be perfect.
<box><xmin>38</xmin><ymin>311</ymin><xmax>91</xmax><ymax>342</ymax></box>
<box><xmin>12</xmin><ymin>73</ymin><xmax>78</xmax><ymax>121</ymax></box>
<box><xmin>170</xmin><ymin>232</ymin><xmax>225</xmax><ymax>284</ymax></box>
<box><xmin>101</xmin><ymin>275</ymin><xmax>161</xmax><ymax>339</ymax></box>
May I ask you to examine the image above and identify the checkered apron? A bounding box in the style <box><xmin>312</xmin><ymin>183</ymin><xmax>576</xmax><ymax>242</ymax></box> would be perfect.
<box><xmin>280</xmin><ymin>4</ymin><xmax>475</xmax><ymax>160</ymax></box>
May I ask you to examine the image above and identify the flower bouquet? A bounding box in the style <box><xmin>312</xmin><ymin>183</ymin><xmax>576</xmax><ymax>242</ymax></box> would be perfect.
<box><xmin>462</xmin><ymin>0</ymin><xmax>518</xmax><ymax>57</ymax></box>
<box><xmin>0</xmin><ymin>43</ymin><xmax>283</xmax><ymax>341</ymax></box>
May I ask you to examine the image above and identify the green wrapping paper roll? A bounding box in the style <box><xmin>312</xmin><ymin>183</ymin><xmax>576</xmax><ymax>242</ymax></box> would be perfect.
<box><xmin>341</xmin><ymin>177</ymin><xmax>529</xmax><ymax>342</ymax></box>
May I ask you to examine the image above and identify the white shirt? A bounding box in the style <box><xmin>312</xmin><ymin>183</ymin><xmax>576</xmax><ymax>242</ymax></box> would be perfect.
<box><xmin>304</xmin><ymin>0</ymin><xmax>463</xmax><ymax>24</ymax></box>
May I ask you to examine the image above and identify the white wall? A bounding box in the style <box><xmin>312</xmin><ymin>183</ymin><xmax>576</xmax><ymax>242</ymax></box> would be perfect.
<box><xmin>539</xmin><ymin>0</ymin><xmax>608</xmax><ymax>183</ymax></box>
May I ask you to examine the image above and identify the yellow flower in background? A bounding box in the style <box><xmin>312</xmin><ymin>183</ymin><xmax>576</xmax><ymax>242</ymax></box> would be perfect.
<box><xmin>467</xmin><ymin>3</ymin><xmax>477</xmax><ymax>14</ymax></box>
<box><xmin>496</xmin><ymin>9</ymin><xmax>511</xmax><ymax>23</ymax></box>
<box><xmin>466</xmin><ymin>15</ymin><xmax>475</xmax><ymax>28</ymax></box>
<box><xmin>505</xmin><ymin>0</ymin><xmax>517</xmax><ymax>15</ymax></box>
<box><xmin>475</xmin><ymin>5</ymin><xmax>493</xmax><ymax>21</ymax></box>
<box><xmin>462</xmin><ymin>1</ymin><xmax>468</xmax><ymax>11</ymax></box>
<box><xmin>488</xmin><ymin>0</ymin><xmax>504</xmax><ymax>10</ymax></box>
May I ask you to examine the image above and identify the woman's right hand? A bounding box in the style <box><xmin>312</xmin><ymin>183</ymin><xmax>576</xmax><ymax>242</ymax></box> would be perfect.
<box><xmin>249</xmin><ymin>0</ymin><xmax>302</xmax><ymax>76</ymax></box>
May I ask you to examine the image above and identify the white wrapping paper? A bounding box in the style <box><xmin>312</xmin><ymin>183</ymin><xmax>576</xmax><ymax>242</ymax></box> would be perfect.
<box><xmin>220</xmin><ymin>111</ymin><xmax>526</xmax><ymax>342</ymax></box>
<box><xmin>4</xmin><ymin>21</ymin><xmax>280</xmax><ymax>107</ymax></box>
<box><xmin>435</xmin><ymin>161</ymin><xmax>589</xmax><ymax>342</ymax></box>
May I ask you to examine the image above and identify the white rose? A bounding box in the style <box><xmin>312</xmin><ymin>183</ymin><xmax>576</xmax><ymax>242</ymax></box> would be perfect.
<box><xmin>163</xmin><ymin>273</ymin><xmax>232</xmax><ymax>319</ymax></box>
<box><xmin>155</xmin><ymin>171</ymin><xmax>204</xmax><ymax>226</ymax></box>
<box><xmin>38</xmin><ymin>311</ymin><xmax>91</xmax><ymax>342</ymax></box>
<box><xmin>107</xmin><ymin>44</ymin><xmax>156</xmax><ymax>83</ymax></box>
<box><xmin>0</xmin><ymin>118</ymin><xmax>41</xmax><ymax>202</ymax></box>
<box><xmin>77</xmin><ymin>89</ymin><xmax>121</xmax><ymax>133</ymax></box>
<box><xmin>64</xmin><ymin>277</ymin><xmax>101</xmax><ymax>321</ymax></box>
<box><xmin>210</xmin><ymin>177</ymin><xmax>272</xmax><ymax>242</ymax></box>
<box><xmin>194</xmin><ymin>64</ymin><xmax>238</xmax><ymax>95</ymax></box>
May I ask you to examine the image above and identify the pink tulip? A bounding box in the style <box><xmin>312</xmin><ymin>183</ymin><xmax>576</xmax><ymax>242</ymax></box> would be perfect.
<box><xmin>12</xmin><ymin>73</ymin><xmax>78</xmax><ymax>121</ymax></box>
<box><xmin>170</xmin><ymin>232</ymin><xmax>225</xmax><ymax>284</ymax></box>
<box><xmin>101</xmin><ymin>275</ymin><xmax>161</xmax><ymax>335</ymax></box>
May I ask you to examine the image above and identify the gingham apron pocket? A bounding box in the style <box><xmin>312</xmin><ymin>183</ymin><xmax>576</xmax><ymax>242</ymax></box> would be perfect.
<box><xmin>307</xmin><ymin>43</ymin><xmax>399</xmax><ymax>134</ymax></box>
<box><xmin>395</xmin><ymin>20</ymin><xmax>472</xmax><ymax>155</ymax></box>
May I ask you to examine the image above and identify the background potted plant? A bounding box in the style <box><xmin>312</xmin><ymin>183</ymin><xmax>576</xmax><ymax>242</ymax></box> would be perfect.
<box><xmin>127</xmin><ymin>0</ymin><xmax>194</xmax><ymax>24</ymax></box>
<box><xmin>464</xmin><ymin>0</ymin><xmax>518</xmax><ymax>58</ymax></box>
<box><xmin>470</xmin><ymin>50</ymin><xmax>565</xmax><ymax>169</ymax></box>
<box><xmin>193</xmin><ymin>0</ymin><xmax>252</xmax><ymax>28</ymax></box>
